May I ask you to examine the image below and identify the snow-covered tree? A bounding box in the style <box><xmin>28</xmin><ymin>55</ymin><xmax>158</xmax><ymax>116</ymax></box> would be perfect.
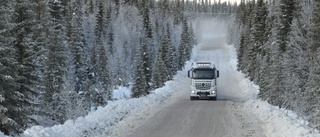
<box><xmin>11</xmin><ymin>0</ymin><xmax>40</xmax><ymax>132</ymax></box>
<box><xmin>280</xmin><ymin>0</ymin><xmax>311</xmax><ymax>112</ymax></box>
<box><xmin>68</xmin><ymin>0</ymin><xmax>87</xmax><ymax>93</ymax></box>
<box><xmin>236</xmin><ymin>0</ymin><xmax>255</xmax><ymax>75</ymax></box>
<box><xmin>178</xmin><ymin>19</ymin><xmax>192</xmax><ymax>70</ymax></box>
<box><xmin>132</xmin><ymin>38</ymin><xmax>149</xmax><ymax>97</ymax></box>
<box><xmin>248</xmin><ymin>0</ymin><xmax>267</xmax><ymax>83</ymax></box>
<box><xmin>152</xmin><ymin>28</ymin><xmax>170</xmax><ymax>88</ymax></box>
<box><xmin>42</xmin><ymin>0</ymin><xmax>68</xmax><ymax>124</ymax></box>
<box><xmin>166</xmin><ymin>24</ymin><xmax>178</xmax><ymax>79</ymax></box>
<box><xmin>305</xmin><ymin>0</ymin><xmax>320</xmax><ymax>129</ymax></box>
<box><xmin>0</xmin><ymin>3</ymin><xmax>23</xmax><ymax>135</ymax></box>
<box><xmin>106</xmin><ymin>4</ymin><xmax>114</xmax><ymax>56</ymax></box>
<box><xmin>93</xmin><ymin>1</ymin><xmax>111</xmax><ymax>108</ymax></box>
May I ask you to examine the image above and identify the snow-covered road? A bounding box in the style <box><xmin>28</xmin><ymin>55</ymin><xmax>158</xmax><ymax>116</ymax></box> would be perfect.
<box><xmin>109</xmin><ymin>35</ymin><xmax>266</xmax><ymax>137</ymax></box>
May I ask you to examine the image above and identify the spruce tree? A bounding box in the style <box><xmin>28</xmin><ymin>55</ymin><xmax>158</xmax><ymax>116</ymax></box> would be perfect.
<box><xmin>268</xmin><ymin>0</ymin><xmax>296</xmax><ymax>107</ymax></box>
<box><xmin>94</xmin><ymin>2</ymin><xmax>111</xmax><ymax>107</ymax></box>
<box><xmin>166</xmin><ymin>24</ymin><xmax>178</xmax><ymax>79</ymax></box>
<box><xmin>278</xmin><ymin>0</ymin><xmax>296</xmax><ymax>52</ymax></box>
<box><xmin>142</xmin><ymin>0</ymin><xmax>153</xmax><ymax>39</ymax></box>
<box><xmin>138</xmin><ymin>1</ymin><xmax>154</xmax><ymax>93</ymax></box>
<box><xmin>132</xmin><ymin>39</ymin><xmax>148</xmax><ymax>97</ymax></box>
<box><xmin>106</xmin><ymin>4</ymin><xmax>114</xmax><ymax>56</ymax></box>
<box><xmin>257</xmin><ymin>0</ymin><xmax>277</xmax><ymax>102</ymax></box>
<box><xmin>69</xmin><ymin>0</ymin><xmax>87</xmax><ymax>93</ymax></box>
<box><xmin>11</xmin><ymin>0</ymin><xmax>40</xmax><ymax>131</ymax></box>
<box><xmin>159</xmin><ymin>28</ymin><xmax>170</xmax><ymax>81</ymax></box>
<box><xmin>68</xmin><ymin>0</ymin><xmax>90</xmax><ymax>116</ymax></box>
<box><xmin>279</xmin><ymin>0</ymin><xmax>310</xmax><ymax>111</ymax></box>
<box><xmin>248</xmin><ymin>0</ymin><xmax>267</xmax><ymax>83</ymax></box>
<box><xmin>96</xmin><ymin>42</ymin><xmax>110</xmax><ymax>105</ymax></box>
<box><xmin>43</xmin><ymin>0</ymin><xmax>68</xmax><ymax>124</ymax></box>
<box><xmin>178</xmin><ymin>19</ymin><xmax>191</xmax><ymax>70</ymax></box>
<box><xmin>152</xmin><ymin>52</ymin><xmax>166</xmax><ymax>88</ymax></box>
<box><xmin>0</xmin><ymin>3</ymin><xmax>22</xmax><ymax>135</ymax></box>
<box><xmin>305</xmin><ymin>0</ymin><xmax>320</xmax><ymax>129</ymax></box>
<box><xmin>152</xmin><ymin>28</ymin><xmax>170</xmax><ymax>88</ymax></box>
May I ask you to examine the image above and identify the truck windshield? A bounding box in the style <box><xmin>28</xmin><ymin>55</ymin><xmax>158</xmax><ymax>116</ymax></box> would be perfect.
<box><xmin>192</xmin><ymin>69</ymin><xmax>214</xmax><ymax>79</ymax></box>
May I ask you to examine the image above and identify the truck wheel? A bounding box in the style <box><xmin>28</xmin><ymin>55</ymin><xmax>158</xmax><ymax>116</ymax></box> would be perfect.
<box><xmin>190</xmin><ymin>97</ymin><xmax>194</xmax><ymax>100</ymax></box>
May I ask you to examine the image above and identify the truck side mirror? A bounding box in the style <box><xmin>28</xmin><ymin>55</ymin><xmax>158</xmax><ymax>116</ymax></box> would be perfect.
<box><xmin>217</xmin><ymin>70</ymin><xmax>219</xmax><ymax>78</ymax></box>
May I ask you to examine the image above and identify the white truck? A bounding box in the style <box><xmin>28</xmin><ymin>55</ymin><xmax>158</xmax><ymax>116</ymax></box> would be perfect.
<box><xmin>188</xmin><ymin>62</ymin><xmax>219</xmax><ymax>100</ymax></box>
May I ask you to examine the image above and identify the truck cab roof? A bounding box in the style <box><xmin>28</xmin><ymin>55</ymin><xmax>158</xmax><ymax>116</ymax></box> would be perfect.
<box><xmin>192</xmin><ymin>61</ymin><xmax>215</xmax><ymax>69</ymax></box>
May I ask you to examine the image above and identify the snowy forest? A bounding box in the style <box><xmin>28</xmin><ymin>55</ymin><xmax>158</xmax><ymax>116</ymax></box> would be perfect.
<box><xmin>0</xmin><ymin>0</ymin><xmax>236</xmax><ymax>135</ymax></box>
<box><xmin>2</xmin><ymin>0</ymin><xmax>320</xmax><ymax>136</ymax></box>
<box><xmin>229</xmin><ymin>0</ymin><xmax>320</xmax><ymax>131</ymax></box>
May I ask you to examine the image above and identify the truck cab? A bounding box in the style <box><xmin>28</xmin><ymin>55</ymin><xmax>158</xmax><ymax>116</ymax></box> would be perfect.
<box><xmin>188</xmin><ymin>62</ymin><xmax>219</xmax><ymax>100</ymax></box>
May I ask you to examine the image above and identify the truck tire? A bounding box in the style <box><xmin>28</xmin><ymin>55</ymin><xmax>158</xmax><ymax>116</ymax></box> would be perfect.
<box><xmin>190</xmin><ymin>97</ymin><xmax>195</xmax><ymax>100</ymax></box>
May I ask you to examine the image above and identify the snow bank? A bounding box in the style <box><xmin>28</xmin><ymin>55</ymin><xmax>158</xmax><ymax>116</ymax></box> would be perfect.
<box><xmin>224</xmin><ymin>43</ymin><xmax>320</xmax><ymax>137</ymax></box>
<box><xmin>244</xmin><ymin>99</ymin><xmax>319</xmax><ymax>137</ymax></box>
<box><xmin>112</xmin><ymin>86</ymin><xmax>131</xmax><ymax>100</ymax></box>
<box><xmin>20</xmin><ymin>64</ymin><xmax>192</xmax><ymax>137</ymax></box>
<box><xmin>21</xmin><ymin>81</ymin><xmax>175</xmax><ymax>136</ymax></box>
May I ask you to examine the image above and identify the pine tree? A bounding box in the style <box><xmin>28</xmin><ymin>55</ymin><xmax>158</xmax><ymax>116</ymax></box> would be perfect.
<box><xmin>174</xmin><ymin>0</ymin><xmax>184</xmax><ymax>25</ymax></box>
<box><xmin>67</xmin><ymin>0</ymin><xmax>91</xmax><ymax>116</ymax></box>
<box><xmin>305</xmin><ymin>0</ymin><xmax>320</xmax><ymax>129</ymax></box>
<box><xmin>93</xmin><ymin>1</ymin><xmax>111</xmax><ymax>107</ymax></box>
<box><xmin>178</xmin><ymin>19</ymin><xmax>191</xmax><ymax>70</ymax></box>
<box><xmin>69</xmin><ymin>0</ymin><xmax>87</xmax><ymax>93</ymax></box>
<box><xmin>278</xmin><ymin>0</ymin><xmax>296</xmax><ymax>52</ymax></box>
<box><xmin>248</xmin><ymin>0</ymin><xmax>267</xmax><ymax>83</ymax></box>
<box><xmin>244</xmin><ymin>0</ymin><xmax>256</xmax><ymax>76</ymax></box>
<box><xmin>43</xmin><ymin>0</ymin><xmax>68</xmax><ymax>124</ymax></box>
<box><xmin>268</xmin><ymin>0</ymin><xmax>296</xmax><ymax>107</ymax></box>
<box><xmin>237</xmin><ymin>33</ymin><xmax>246</xmax><ymax>71</ymax></box>
<box><xmin>166</xmin><ymin>24</ymin><xmax>178</xmax><ymax>79</ymax></box>
<box><xmin>142</xmin><ymin>0</ymin><xmax>153</xmax><ymax>39</ymax></box>
<box><xmin>138</xmin><ymin>1</ymin><xmax>153</xmax><ymax>93</ymax></box>
<box><xmin>106</xmin><ymin>4</ymin><xmax>114</xmax><ymax>56</ymax></box>
<box><xmin>258</xmin><ymin>0</ymin><xmax>277</xmax><ymax>102</ymax></box>
<box><xmin>278</xmin><ymin>0</ymin><xmax>310</xmax><ymax>111</ymax></box>
<box><xmin>132</xmin><ymin>40</ymin><xmax>148</xmax><ymax>97</ymax></box>
<box><xmin>132</xmin><ymin>37</ymin><xmax>152</xmax><ymax>97</ymax></box>
<box><xmin>96</xmin><ymin>42</ymin><xmax>110</xmax><ymax>105</ymax></box>
<box><xmin>11</xmin><ymin>0</ymin><xmax>40</xmax><ymax>132</ymax></box>
<box><xmin>90</xmin><ymin>1</ymin><xmax>104</xmax><ymax>87</ymax></box>
<box><xmin>152</xmin><ymin>28</ymin><xmax>170</xmax><ymax>88</ymax></box>
<box><xmin>152</xmin><ymin>51</ymin><xmax>166</xmax><ymax>88</ymax></box>
<box><xmin>159</xmin><ymin>28</ymin><xmax>170</xmax><ymax>80</ymax></box>
<box><xmin>189</xmin><ymin>22</ymin><xmax>196</xmax><ymax>46</ymax></box>
<box><xmin>0</xmin><ymin>3</ymin><xmax>22</xmax><ymax>135</ymax></box>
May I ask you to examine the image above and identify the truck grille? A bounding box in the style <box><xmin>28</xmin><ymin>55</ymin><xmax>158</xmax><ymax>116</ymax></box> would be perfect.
<box><xmin>195</xmin><ymin>83</ymin><xmax>211</xmax><ymax>90</ymax></box>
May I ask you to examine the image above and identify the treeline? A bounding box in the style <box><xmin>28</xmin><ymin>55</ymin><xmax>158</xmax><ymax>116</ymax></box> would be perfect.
<box><xmin>230</xmin><ymin>0</ymin><xmax>320</xmax><ymax>129</ymax></box>
<box><xmin>0</xmin><ymin>0</ymin><xmax>236</xmax><ymax>135</ymax></box>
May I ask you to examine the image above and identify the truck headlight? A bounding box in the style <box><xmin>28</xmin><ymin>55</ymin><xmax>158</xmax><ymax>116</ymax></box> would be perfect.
<box><xmin>211</xmin><ymin>91</ymin><xmax>216</xmax><ymax>94</ymax></box>
<box><xmin>191</xmin><ymin>91</ymin><xmax>195</xmax><ymax>94</ymax></box>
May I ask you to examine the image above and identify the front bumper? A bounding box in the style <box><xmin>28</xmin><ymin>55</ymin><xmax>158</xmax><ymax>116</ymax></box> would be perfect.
<box><xmin>190</xmin><ymin>91</ymin><xmax>216</xmax><ymax>97</ymax></box>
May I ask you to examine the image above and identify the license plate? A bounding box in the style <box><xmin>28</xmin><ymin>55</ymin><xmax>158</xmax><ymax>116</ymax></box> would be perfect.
<box><xmin>200</xmin><ymin>94</ymin><xmax>207</xmax><ymax>97</ymax></box>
